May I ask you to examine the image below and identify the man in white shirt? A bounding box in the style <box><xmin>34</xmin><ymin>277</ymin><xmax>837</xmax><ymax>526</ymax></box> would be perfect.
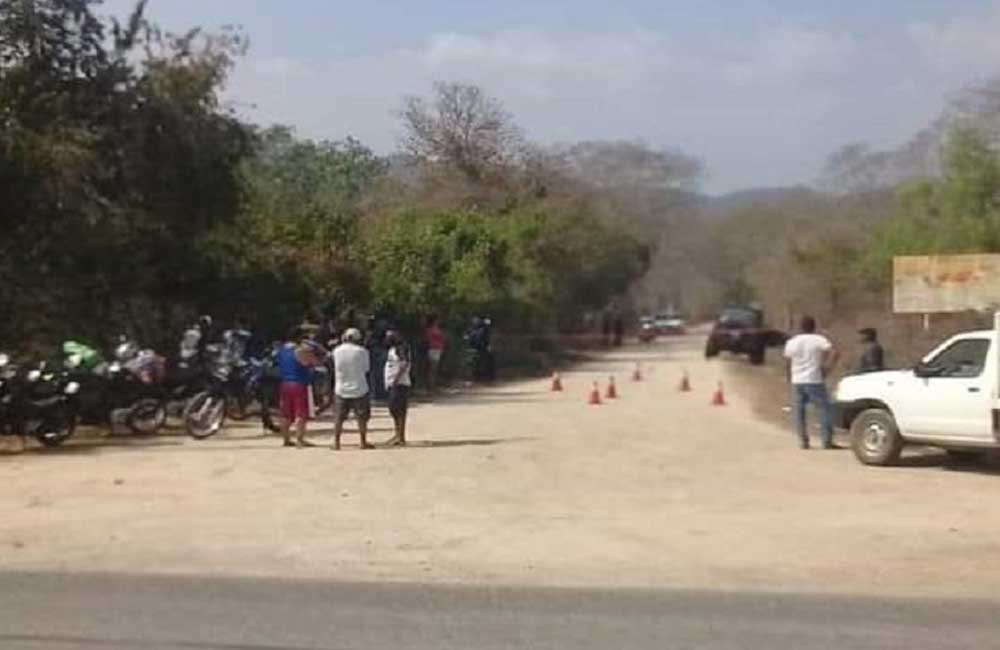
<box><xmin>332</xmin><ymin>328</ymin><xmax>372</xmax><ymax>451</ymax></box>
<box><xmin>783</xmin><ymin>316</ymin><xmax>840</xmax><ymax>450</ymax></box>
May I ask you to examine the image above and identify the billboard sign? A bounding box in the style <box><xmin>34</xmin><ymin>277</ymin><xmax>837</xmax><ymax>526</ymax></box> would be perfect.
<box><xmin>894</xmin><ymin>254</ymin><xmax>1000</xmax><ymax>314</ymax></box>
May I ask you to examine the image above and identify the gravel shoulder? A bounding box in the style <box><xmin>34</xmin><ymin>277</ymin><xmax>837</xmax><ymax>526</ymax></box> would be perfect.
<box><xmin>2</xmin><ymin>334</ymin><xmax>1000</xmax><ymax>599</ymax></box>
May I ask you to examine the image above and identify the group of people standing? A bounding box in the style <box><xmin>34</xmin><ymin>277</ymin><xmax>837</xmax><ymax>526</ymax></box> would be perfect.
<box><xmin>274</xmin><ymin>315</ymin><xmax>455</xmax><ymax>450</ymax></box>
<box><xmin>276</xmin><ymin>326</ymin><xmax>409</xmax><ymax>450</ymax></box>
<box><xmin>783</xmin><ymin>317</ymin><xmax>884</xmax><ymax>450</ymax></box>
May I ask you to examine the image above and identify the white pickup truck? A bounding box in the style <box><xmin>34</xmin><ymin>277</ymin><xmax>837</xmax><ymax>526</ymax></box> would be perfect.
<box><xmin>835</xmin><ymin>323</ymin><xmax>1000</xmax><ymax>465</ymax></box>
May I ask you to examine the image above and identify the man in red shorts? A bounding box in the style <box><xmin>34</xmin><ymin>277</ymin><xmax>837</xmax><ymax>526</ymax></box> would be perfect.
<box><xmin>277</xmin><ymin>327</ymin><xmax>321</xmax><ymax>448</ymax></box>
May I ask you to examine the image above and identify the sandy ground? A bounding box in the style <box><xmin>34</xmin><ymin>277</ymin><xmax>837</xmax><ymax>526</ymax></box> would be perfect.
<box><xmin>2</xmin><ymin>334</ymin><xmax>1000</xmax><ymax>599</ymax></box>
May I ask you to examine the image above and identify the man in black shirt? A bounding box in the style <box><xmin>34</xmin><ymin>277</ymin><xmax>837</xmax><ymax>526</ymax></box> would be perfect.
<box><xmin>857</xmin><ymin>328</ymin><xmax>885</xmax><ymax>374</ymax></box>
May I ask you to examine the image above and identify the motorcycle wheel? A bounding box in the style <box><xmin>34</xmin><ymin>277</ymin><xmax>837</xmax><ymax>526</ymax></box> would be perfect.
<box><xmin>226</xmin><ymin>393</ymin><xmax>252</xmax><ymax>421</ymax></box>
<box><xmin>183</xmin><ymin>391</ymin><xmax>226</xmax><ymax>440</ymax></box>
<box><xmin>35</xmin><ymin>407</ymin><xmax>77</xmax><ymax>448</ymax></box>
<box><xmin>126</xmin><ymin>399</ymin><xmax>167</xmax><ymax>436</ymax></box>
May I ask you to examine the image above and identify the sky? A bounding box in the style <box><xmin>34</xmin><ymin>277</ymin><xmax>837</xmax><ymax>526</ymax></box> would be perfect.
<box><xmin>100</xmin><ymin>0</ymin><xmax>1000</xmax><ymax>193</ymax></box>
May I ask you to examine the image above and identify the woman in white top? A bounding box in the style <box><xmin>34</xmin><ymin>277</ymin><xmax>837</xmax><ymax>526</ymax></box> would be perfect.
<box><xmin>384</xmin><ymin>330</ymin><xmax>412</xmax><ymax>447</ymax></box>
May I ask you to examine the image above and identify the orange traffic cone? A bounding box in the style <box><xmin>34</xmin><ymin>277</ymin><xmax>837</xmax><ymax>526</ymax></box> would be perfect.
<box><xmin>551</xmin><ymin>372</ymin><xmax>563</xmax><ymax>392</ymax></box>
<box><xmin>605</xmin><ymin>376</ymin><xmax>618</xmax><ymax>400</ymax></box>
<box><xmin>679</xmin><ymin>371</ymin><xmax>692</xmax><ymax>393</ymax></box>
<box><xmin>632</xmin><ymin>362</ymin><xmax>643</xmax><ymax>382</ymax></box>
<box><xmin>711</xmin><ymin>382</ymin><xmax>727</xmax><ymax>406</ymax></box>
<box><xmin>588</xmin><ymin>382</ymin><xmax>602</xmax><ymax>406</ymax></box>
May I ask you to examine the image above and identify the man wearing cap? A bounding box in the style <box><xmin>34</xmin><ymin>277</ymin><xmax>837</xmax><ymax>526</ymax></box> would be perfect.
<box><xmin>856</xmin><ymin>327</ymin><xmax>885</xmax><ymax>374</ymax></box>
<box><xmin>332</xmin><ymin>328</ymin><xmax>373</xmax><ymax>450</ymax></box>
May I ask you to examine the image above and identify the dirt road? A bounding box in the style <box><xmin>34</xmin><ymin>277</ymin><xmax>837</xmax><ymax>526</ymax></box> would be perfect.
<box><xmin>2</xmin><ymin>334</ymin><xmax>1000</xmax><ymax>598</ymax></box>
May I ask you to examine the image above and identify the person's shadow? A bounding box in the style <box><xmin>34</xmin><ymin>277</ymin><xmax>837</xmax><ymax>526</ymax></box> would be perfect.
<box><xmin>402</xmin><ymin>437</ymin><xmax>532</xmax><ymax>449</ymax></box>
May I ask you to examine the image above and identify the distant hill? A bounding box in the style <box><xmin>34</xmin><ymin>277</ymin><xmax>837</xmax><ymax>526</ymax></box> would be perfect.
<box><xmin>697</xmin><ymin>186</ymin><xmax>823</xmax><ymax>213</ymax></box>
<box><xmin>642</xmin><ymin>185</ymin><xmax>829</xmax><ymax>219</ymax></box>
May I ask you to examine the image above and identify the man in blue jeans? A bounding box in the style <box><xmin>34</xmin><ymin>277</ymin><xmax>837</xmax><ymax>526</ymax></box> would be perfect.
<box><xmin>783</xmin><ymin>316</ymin><xmax>840</xmax><ymax>450</ymax></box>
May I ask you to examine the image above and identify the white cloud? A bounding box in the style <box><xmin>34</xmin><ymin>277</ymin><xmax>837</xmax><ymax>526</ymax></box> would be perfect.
<box><xmin>222</xmin><ymin>18</ymin><xmax>1000</xmax><ymax>192</ymax></box>
<box><xmin>721</xmin><ymin>26</ymin><xmax>857</xmax><ymax>86</ymax></box>
<box><xmin>423</xmin><ymin>31</ymin><xmax>562</xmax><ymax>70</ymax></box>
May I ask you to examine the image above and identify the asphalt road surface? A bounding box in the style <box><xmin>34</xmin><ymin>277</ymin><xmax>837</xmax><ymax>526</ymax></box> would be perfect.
<box><xmin>2</xmin><ymin>572</ymin><xmax>998</xmax><ymax>650</ymax></box>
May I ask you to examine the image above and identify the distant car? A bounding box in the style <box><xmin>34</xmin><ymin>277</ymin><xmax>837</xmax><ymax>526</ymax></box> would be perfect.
<box><xmin>638</xmin><ymin>316</ymin><xmax>658</xmax><ymax>343</ymax></box>
<box><xmin>654</xmin><ymin>312</ymin><xmax>687</xmax><ymax>335</ymax></box>
<box><xmin>705</xmin><ymin>306</ymin><xmax>786</xmax><ymax>365</ymax></box>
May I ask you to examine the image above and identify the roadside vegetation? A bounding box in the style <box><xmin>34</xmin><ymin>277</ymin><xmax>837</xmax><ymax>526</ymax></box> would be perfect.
<box><xmin>0</xmin><ymin>1</ymin><xmax>676</xmax><ymax>370</ymax></box>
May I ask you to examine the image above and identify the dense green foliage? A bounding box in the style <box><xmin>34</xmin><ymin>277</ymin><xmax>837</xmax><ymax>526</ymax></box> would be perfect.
<box><xmin>871</xmin><ymin>128</ymin><xmax>1000</xmax><ymax>270</ymax></box>
<box><xmin>1</xmin><ymin>0</ymin><xmax>252</xmax><ymax>349</ymax></box>
<box><xmin>364</xmin><ymin>208</ymin><xmax>649</xmax><ymax>332</ymax></box>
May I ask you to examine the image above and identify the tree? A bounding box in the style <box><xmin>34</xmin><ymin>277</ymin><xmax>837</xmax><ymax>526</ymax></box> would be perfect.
<box><xmin>365</xmin><ymin>210</ymin><xmax>522</xmax><ymax>321</ymax></box>
<box><xmin>867</xmin><ymin>125</ymin><xmax>1000</xmax><ymax>277</ymax></box>
<box><xmin>400</xmin><ymin>82</ymin><xmax>527</xmax><ymax>183</ymax></box>
<box><xmin>0</xmin><ymin>0</ymin><xmax>253</xmax><ymax>348</ymax></box>
<box><xmin>940</xmin><ymin>127</ymin><xmax>1000</xmax><ymax>222</ymax></box>
<box><xmin>363</xmin><ymin>207</ymin><xmax>650</xmax><ymax>333</ymax></box>
<box><xmin>235</xmin><ymin>126</ymin><xmax>387</xmax><ymax>317</ymax></box>
<box><xmin>555</xmin><ymin>140</ymin><xmax>701</xmax><ymax>192</ymax></box>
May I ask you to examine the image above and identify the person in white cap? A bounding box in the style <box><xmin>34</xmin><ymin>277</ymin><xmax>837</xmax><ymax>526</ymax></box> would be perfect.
<box><xmin>332</xmin><ymin>328</ymin><xmax>372</xmax><ymax>450</ymax></box>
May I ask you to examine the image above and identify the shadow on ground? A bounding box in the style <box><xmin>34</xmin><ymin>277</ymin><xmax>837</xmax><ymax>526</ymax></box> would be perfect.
<box><xmin>893</xmin><ymin>450</ymin><xmax>1000</xmax><ymax>476</ymax></box>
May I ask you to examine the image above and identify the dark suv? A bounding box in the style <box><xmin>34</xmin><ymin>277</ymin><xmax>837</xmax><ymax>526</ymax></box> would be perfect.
<box><xmin>705</xmin><ymin>307</ymin><xmax>786</xmax><ymax>365</ymax></box>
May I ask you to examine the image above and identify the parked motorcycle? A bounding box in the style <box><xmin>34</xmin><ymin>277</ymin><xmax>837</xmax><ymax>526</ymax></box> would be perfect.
<box><xmin>108</xmin><ymin>334</ymin><xmax>220</xmax><ymax>438</ymax></box>
<box><xmin>0</xmin><ymin>353</ymin><xmax>78</xmax><ymax>447</ymax></box>
<box><xmin>181</xmin><ymin>343</ymin><xmax>234</xmax><ymax>439</ymax></box>
<box><xmin>222</xmin><ymin>357</ymin><xmax>280</xmax><ymax>429</ymax></box>
<box><xmin>61</xmin><ymin>347</ymin><xmax>166</xmax><ymax>436</ymax></box>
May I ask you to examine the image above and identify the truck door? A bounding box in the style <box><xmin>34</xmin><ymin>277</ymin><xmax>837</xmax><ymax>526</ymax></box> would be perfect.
<box><xmin>908</xmin><ymin>337</ymin><xmax>993</xmax><ymax>440</ymax></box>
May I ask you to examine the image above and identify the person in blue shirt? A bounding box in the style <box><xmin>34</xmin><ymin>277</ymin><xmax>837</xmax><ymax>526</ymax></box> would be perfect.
<box><xmin>277</xmin><ymin>326</ymin><xmax>321</xmax><ymax>448</ymax></box>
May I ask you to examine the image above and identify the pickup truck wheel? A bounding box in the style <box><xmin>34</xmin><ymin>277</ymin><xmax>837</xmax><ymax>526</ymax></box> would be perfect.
<box><xmin>850</xmin><ymin>409</ymin><xmax>903</xmax><ymax>466</ymax></box>
<box><xmin>749</xmin><ymin>345</ymin><xmax>766</xmax><ymax>365</ymax></box>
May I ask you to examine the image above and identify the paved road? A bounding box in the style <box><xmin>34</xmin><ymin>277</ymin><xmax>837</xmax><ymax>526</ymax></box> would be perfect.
<box><xmin>1</xmin><ymin>572</ymin><xmax>998</xmax><ymax>649</ymax></box>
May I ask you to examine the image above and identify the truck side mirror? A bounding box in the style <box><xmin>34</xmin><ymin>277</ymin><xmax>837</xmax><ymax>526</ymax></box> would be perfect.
<box><xmin>914</xmin><ymin>362</ymin><xmax>944</xmax><ymax>378</ymax></box>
